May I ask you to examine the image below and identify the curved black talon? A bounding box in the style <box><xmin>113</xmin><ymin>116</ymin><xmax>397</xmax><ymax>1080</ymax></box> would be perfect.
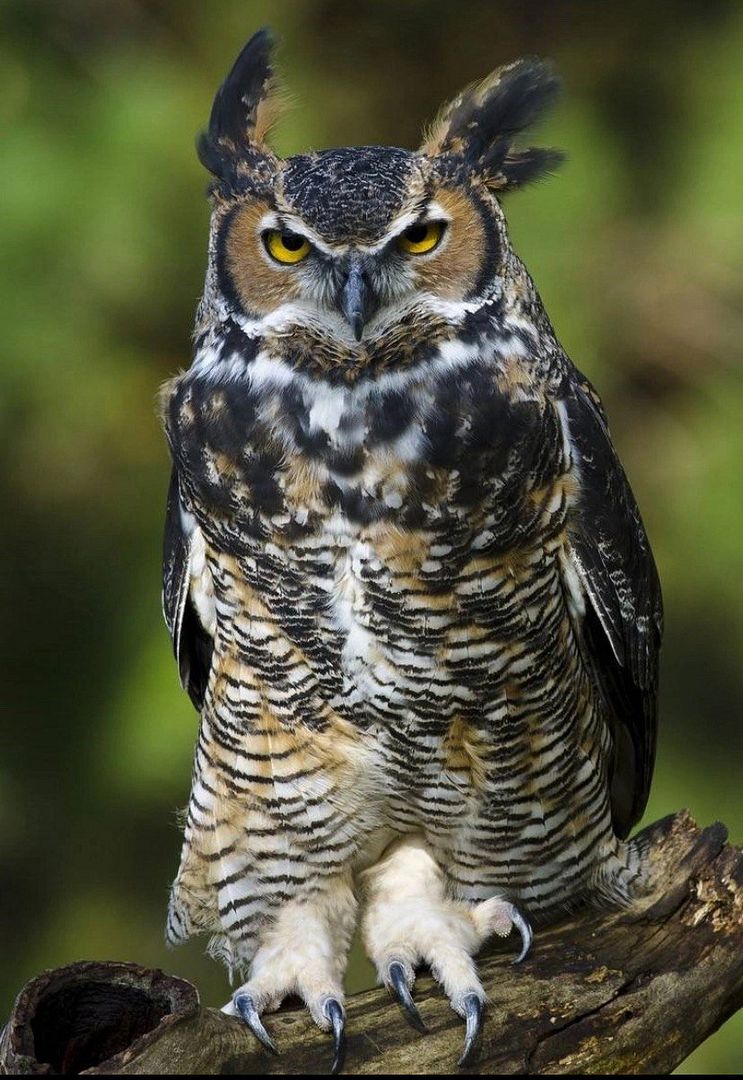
<box><xmin>234</xmin><ymin>993</ymin><xmax>279</xmax><ymax>1055</ymax></box>
<box><xmin>324</xmin><ymin>997</ymin><xmax>346</xmax><ymax>1075</ymax></box>
<box><xmin>458</xmin><ymin>993</ymin><xmax>483</xmax><ymax>1067</ymax></box>
<box><xmin>509</xmin><ymin>905</ymin><xmax>533</xmax><ymax>964</ymax></box>
<box><xmin>387</xmin><ymin>961</ymin><xmax>427</xmax><ymax>1034</ymax></box>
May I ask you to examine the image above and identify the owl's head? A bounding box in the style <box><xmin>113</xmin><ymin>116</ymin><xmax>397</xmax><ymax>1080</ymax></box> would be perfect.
<box><xmin>197</xmin><ymin>30</ymin><xmax>563</xmax><ymax>368</ymax></box>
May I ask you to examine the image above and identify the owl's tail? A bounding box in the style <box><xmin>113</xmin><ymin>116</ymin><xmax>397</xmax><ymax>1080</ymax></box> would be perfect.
<box><xmin>165</xmin><ymin>761</ymin><xmax>264</xmax><ymax>981</ymax></box>
<box><xmin>166</xmin><ymin>838</ymin><xmax>221</xmax><ymax>947</ymax></box>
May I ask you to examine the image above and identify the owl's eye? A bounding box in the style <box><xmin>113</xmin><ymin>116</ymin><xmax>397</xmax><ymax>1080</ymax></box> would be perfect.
<box><xmin>263</xmin><ymin>229</ymin><xmax>312</xmax><ymax>265</ymax></box>
<box><xmin>397</xmin><ymin>220</ymin><xmax>445</xmax><ymax>256</ymax></box>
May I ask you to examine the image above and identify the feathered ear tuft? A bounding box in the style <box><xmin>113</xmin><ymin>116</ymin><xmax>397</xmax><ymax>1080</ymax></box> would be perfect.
<box><xmin>197</xmin><ymin>29</ymin><xmax>284</xmax><ymax>181</ymax></box>
<box><xmin>421</xmin><ymin>58</ymin><xmax>564</xmax><ymax>190</ymax></box>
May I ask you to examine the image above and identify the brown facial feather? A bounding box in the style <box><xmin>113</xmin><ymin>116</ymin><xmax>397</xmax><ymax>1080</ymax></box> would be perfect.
<box><xmin>411</xmin><ymin>186</ymin><xmax>487</xmax><ymax>301</ymax></box>
<box><xmin>225</xmin><ymin>199</ymin><xmax>303</xmax><ymax>315</ymax></box>
<box><xmin>262</xmin><ymin>312</ymin><xmax>458</xmax><ymax>383</ymax></box>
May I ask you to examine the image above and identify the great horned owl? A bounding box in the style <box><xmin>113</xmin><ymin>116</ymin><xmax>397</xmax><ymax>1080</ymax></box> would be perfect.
<box><xmin>161</xmin><ymin>30</ymin><xmax>662</xmax><ymax>1073</ymax></box>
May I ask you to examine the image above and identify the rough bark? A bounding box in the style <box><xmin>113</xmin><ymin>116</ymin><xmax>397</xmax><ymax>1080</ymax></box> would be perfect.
<box><xmin>2</xmin><ymin>811</ymin><xmax>741</xmax><ymax>1075</ymax></box>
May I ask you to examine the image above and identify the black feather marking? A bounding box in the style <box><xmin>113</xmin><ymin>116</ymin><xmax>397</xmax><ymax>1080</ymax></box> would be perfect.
<box><xmin>179</xmin><ymin>594</ymin><xmax>214</xmax><ymax>710</ymax></box>
<box><xmin>197</xmin><ymin>28</ymin><xmax>276</xmax><ymax>180</ymax></box>
<box><xmin>367</xmin><ymin>389</ymin><xmax>414</xmax><ymax>443</ymax></box>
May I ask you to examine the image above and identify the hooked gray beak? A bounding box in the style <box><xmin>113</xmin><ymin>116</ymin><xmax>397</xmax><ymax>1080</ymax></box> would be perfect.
<box><xmin>340</xmin><ymin>258</ymin><xmax>376</xmax><ymax>341</ymax></box>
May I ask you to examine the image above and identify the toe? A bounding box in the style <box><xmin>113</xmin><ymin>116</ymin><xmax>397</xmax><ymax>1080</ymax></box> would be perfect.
<box><xmin>457</xmin><ymin>993</ymin><xmax>484</xmax><ymax>1067</ymax></box>
<box><xmin>233</xmin><ymin>993</ymin><xmax>280</xmax><ymax>1055</ymax></box>
<box><xmin>470</xmin><ymin>896</ymin><xmax>534</xmax><ymax>963</ymax></box>
<box><xmin>323</xmin><ymin>997</ymin><xmax>346</xmax><ymax>1075</ymax></box>
<box><xmin>386</xmin><ymin>961</ymin><xmax>427</xmax><ymax>1034</ymax></box>
<box><xmin>508</xmin><ymin>903</ymin><xmax>533</xmax><ymax>964</ymax></box>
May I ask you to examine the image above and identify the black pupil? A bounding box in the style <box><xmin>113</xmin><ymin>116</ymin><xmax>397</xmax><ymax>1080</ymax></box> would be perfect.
<box><xmin>405</xmin><ymin>223</ymin><xmax>430</xmax><ymax>244</ymax></box>
<box><xmin>281</xmin><ymin>232</ymin><xmax>304</xmax><ymax>251</ymax></box>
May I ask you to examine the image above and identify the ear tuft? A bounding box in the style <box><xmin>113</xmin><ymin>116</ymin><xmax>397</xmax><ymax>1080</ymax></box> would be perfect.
<box><xmin>421</xmin><ymin>58</ymin><xmax>563</xmax><ymax>190</ymax></box>
<box><xmin>198</xmin><ymin>29</ymin><xmax>283</xmax><ymax>181</ymax></box>
<box><xmin>495</xmin><ymin>146</ymin><xmax>566</xmax><ymax>188</ymax></box>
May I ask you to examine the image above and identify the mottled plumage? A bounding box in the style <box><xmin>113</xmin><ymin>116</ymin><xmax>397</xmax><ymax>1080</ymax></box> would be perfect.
<box><xmin>161</xmin><ymin>30</ymin><xmax>661</xmax><ymax>1070</ymax></box>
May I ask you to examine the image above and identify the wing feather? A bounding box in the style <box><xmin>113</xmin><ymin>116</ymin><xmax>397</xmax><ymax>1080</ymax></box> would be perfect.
<box><xmin>559</xmin><ymin>378</ymin><xmax>663</xmax><ymax>837</ymax></box>
<box><xmin>162</xmin><ymin>468</ymin><xmax>214</xmax><ymax>711</ymax></box>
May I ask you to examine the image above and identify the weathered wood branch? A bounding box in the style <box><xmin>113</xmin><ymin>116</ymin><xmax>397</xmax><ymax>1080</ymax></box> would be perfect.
<box><xmin>2</xmin><ymin>811</ymin><xmax>741</xmax><ymax>1075</ymax></box>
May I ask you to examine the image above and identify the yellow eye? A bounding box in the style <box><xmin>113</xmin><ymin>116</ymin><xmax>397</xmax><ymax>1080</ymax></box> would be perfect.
<box><xmin>397</xmin><ymin>220</ymin><xmax>445</xmax><ymax>256</ymax></box>
<box><xmin>264</xmin><ymin>229</ymin><xmax>311</xmax><ymax>265</ymax></box>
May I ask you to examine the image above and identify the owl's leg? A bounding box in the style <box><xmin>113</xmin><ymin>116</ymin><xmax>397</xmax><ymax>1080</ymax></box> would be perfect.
<box><xmin>360</xmin><ymin>834</ymin><xmax>531</xmax><ymax>1065</ymax></box>
<box><xmin>222</xmin><ymin>876</ymin><xmax>356</xmax><ymax>1074</ymax></box>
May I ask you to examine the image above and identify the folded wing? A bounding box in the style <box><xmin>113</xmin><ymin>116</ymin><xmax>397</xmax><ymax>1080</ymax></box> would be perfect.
<box><xmin>162</xmin><ymin>469</ymin><xmax>214</xmax><ymax>711</ymax></box>
<box><xmin>559</xmin><ymin>378</ymin><xmax>663</xmax><ymax>837</ymax></box>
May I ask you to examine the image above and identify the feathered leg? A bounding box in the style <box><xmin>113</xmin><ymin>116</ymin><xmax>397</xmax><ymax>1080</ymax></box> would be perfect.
<box><xmin>360</xmin><ymin>833</ymin><xmax>531</xmax><ymax>1065</ymax></box>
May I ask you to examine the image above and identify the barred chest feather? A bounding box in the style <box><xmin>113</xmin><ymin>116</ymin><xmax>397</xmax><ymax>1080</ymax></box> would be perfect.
<box><xmin>164</xmin><ymin>337</ymin><xmax>578</xmax><ymax>732</ymax></box>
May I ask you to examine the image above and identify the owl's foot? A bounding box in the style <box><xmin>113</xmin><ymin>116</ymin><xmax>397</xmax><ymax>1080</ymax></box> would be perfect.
<box><xmin>222</xmin><ymin>882</ymin><xmax>356</xmax><ymax>1074</ymax></box>
<box><xmin>226</xmin><ymin>990</ymin><xmax>346</xmax><ymax>1073</ymax></box>
<box><xmin>360</xmin><ymin>834</ymin><xmax>531</xmax><ymax>1067</ymax></box>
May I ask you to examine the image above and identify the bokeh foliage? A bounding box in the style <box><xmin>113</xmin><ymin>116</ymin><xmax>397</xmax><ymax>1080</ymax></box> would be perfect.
<box><xmin>1</xmin><ymin>0</ymin><xmax>741</xmax><ymax>1071</ymax></box>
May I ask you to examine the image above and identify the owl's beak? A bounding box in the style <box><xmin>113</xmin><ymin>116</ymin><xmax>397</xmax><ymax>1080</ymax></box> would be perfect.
<box><xmin>340</xmin><ymin>258</ymin><xmax>375</xmax><ymax>342</ymax></box>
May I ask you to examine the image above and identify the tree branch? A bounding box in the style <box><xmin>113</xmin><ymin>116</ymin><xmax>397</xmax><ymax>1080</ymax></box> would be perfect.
<box><xmin>2</xmin><ymin>812</ymin><xmax>741</xmax><ymax>1075</ymax></box>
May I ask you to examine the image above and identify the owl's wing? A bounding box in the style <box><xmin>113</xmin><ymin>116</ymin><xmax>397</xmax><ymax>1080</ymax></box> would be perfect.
<box><xmin>162</xmin><ymin>468</ymin><xmax>214</xmax><ymax>710</ymax></box>
<box><xmin>559</xmin><ymin>376</ymin><xmax>663</xmax><ymax>838</ymax></box>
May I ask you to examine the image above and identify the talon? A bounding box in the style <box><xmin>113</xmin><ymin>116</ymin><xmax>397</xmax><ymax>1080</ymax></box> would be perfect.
<box><xmin>234</xmin><ymin>993</ymin><xmax>279</xmax><ymax>1056</ymax></box>
<box><xmin>324</xmin><ymin>997</ymin><xmax>346</xmax><ymax>1075</ymax></box>
<box><xmin>509</xmin><ymin>905</ymin><xmax>533</xmax><ymax>964</ymax></box>
<box><xmin>386</xmin><ymin>961</ymin><xmax>427</xmax><ymax>1034</ymax></box>
<box><xmin>458</xmin><ymin>993</ymin><xmax>483</xmax><ymax>1067</ymax></box>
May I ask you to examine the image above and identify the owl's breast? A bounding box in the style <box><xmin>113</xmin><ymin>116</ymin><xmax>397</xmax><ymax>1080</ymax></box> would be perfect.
<box><xmin>163</xmin><ymin>346</ymin><xmax>568</xmax><ymax>559</ymax></box>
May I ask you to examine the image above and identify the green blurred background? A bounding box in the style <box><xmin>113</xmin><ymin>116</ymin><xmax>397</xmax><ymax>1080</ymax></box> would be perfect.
<box><xmin>1</xmin><ymin>0</ymin><xmax>741</xmax><ymax>1071</ymax></box>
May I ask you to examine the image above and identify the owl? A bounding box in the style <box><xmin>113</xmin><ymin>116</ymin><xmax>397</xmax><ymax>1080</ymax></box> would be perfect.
<box><xmin>161</xmin><ymin>30</ymin><xmax>662</xmax><ymax>1073</ymax></box>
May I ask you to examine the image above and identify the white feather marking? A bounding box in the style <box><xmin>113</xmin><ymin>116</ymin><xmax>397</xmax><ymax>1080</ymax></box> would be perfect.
<box><xmin>430</xmin><ymin>543</ymin><xmax>453</xmax><ymax>557</ymax></box>
<box><xmin>190</xmin><ymin>344</ymin><xmax>223</xmax><ymax>376</ymax></box>
<box><xmin>471</xmin><ymin>529</ymin><xmax>495</xmax><ymax>551</ymax></box>
<box><xmin>307</xmin><ymin>386</ymin><xmax>348</xmax><ymax>437</ymax></box>
<box><xmin>189</xmin><ymin>525</ymin><xmax>217</xmax><ymax>637</ymax></box>
<box><xmin>555</xmin><ymin>398</ymin><xmax>575</xmax><ymax>471</ymax></box>
<box><xmin>246</xmin><ymin>350</ymin><xmax>296</xmax><ymax>389</ymax></box>
<box><xmin>179</xmin><ymin>504</ymin><xmax>196</xmax><ymax>535</ymax></box>
<box><xmin>391</xmin><ymin>426</ymin><xmax>423</xmax><ymax>462</ymax></box>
